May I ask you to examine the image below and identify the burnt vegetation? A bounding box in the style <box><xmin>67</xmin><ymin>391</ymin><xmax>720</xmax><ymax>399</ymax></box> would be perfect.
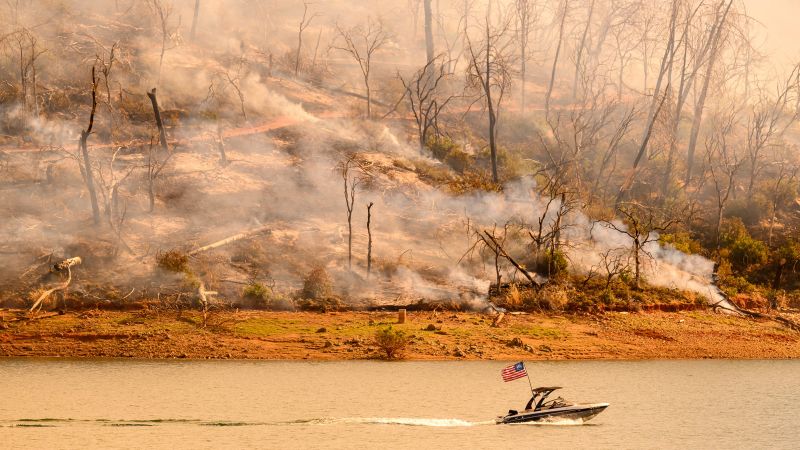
<box><xmin>0</xmin><ymin>0</ymin><xmax>799</xmax><ymax>327</ymax></box>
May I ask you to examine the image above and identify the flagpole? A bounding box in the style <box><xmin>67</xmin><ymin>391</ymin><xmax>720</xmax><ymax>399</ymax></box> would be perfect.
<box><xmin>523</xmin><ymin>361</ymin><xmax>534</xmax><ymax>395</ymax></box>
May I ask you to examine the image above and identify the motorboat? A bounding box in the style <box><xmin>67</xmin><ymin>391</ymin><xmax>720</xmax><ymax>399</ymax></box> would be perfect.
<box><xmin>496</xmin><ymin>387</ymin><xmax>609</xmax><ymax>424</ymax></box>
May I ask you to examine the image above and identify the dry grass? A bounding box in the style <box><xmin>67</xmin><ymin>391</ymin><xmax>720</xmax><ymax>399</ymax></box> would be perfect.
<box><xmin>156</xmin><ymin>249</ymin><xmax>190</xmax><ymax>273</ymax></box>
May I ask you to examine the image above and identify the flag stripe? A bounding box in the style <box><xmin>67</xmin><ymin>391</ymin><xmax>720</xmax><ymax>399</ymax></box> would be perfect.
<box><xmin>501</xmin><ymin>362</ymin><xmax>528</xmax><ymax>382</ymax></box>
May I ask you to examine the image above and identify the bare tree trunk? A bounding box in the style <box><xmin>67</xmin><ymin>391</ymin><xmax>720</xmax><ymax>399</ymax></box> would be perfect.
<box><xmin>217</xmin><ymin>122</ymin><xmax>227</xmax><ymax>165</ymax></box>
<box><xmin>520</xmin><ymin>38</ymin><xmax>527</xmax><ymax>114</ymax></box>
<box><xmin>633</xmin><ymin>236</ymin><xmax>641</xmax><ymax>289</ymax></box>
<box><xmin>81</xmin><ymin>67</ymin><xmax>101</xmax><ymax>225</ymax></box>
<box><xmin>685</xmin><ymin>0</ymin><xmax>733</xmax><ymax>185</ymax></box>
<box><xmin>485</xmin><ymin>23</ymin><xmax>499</xmax><ymax>184</ymax></box>
<box><xmin>367</xmin><ymin>202</ymin><xmax>374</xmax><ymax>277</ymax></box>
<box><xmin>147</xmin><ymin>88</ymin><xmax>168</xmax><ymax>152</ymax></box>
<box><xmin>365</xmin><ymin>74</ymin><xmax>372</xmax><ymax>119</ymax></box>
<box><xmin>190</xmin><ymin>0</ymin><xmax>200</xmax><ymax>40</ymax></box>
<box><xmin>424</xmin><ymin>0</ymin><xmax>434</xmax><ymax>66</ymax></box>
<box><xmin>148</xmin><ymin>175</ymin><xmax>155</xmax><ymax>212</ymax></box>
<box><xmin>545</xmin><ymin>0</ymin><xmax>569</xmax><ymax>116</ymax></box>
<box><xmin>572</xmin><ymin>0</ymin><xmax>595</xmax><ymax>101</ymax></box>
<box><xmin>614</xmin><ymin>1</ymin><xmax>679</xmax><ymax>208</ymax></box>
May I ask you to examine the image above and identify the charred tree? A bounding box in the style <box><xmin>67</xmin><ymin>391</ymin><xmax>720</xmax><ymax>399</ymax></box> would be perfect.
<box><xmin>147</xmin><ymin>88</ymin><xmax>169</xmax><ymax>152</ymax></box>
<box><xmin>367</xmin><ymin>202</ymin><xmax>374</xmax><ymax>277</ymax></box>
<box><xmin>80</xmin><ymin>66</ymin><xmax>101</xmax><ymax>225</ymax></box>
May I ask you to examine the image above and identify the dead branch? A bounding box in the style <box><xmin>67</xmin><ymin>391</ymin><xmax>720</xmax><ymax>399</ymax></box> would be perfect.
<box><xmin>480</xmin><ymin>230</ymin><xmax>543</xmax><ymax>287</ymax></box>
<box><xmin>30</xmin><ymin>257</ymin><xmax>82</xmax><ymax>312</ymax></box>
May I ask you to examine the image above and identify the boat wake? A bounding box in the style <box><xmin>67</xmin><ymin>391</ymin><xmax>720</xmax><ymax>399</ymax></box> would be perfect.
<box><xmin>509</xmin><ymin>417</ymin><xmax>586</xmax><ymax>426</ymax></box>
<box><xmin>331</xmin><ymin>417</ymin><xmax>494</xmax><ymax>427</ymax></box>
<box><xmin>4</xmin><ymin>417</ymin><xmax>496</xmax><ymax>428</ymax></box>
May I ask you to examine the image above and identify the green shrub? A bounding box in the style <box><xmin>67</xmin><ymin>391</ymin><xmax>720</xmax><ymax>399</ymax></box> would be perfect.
<box><xmin>427</xmin><ymin>136</ymin><xmax>473</xmax><ymax>173</ymax></box>
<box><xmin>301</xmin><ymin>266</ymin><xmax>333</xmax><ymax>300</ymax></box>
<box><xmin>374</xmin><ymin>327</ymin><xmax>409</xmax><ymax>359</ymax></box>
<box><xmin>533</xmin><ymin>249</ymin><xmax>569</xmax><ymax>276</ymax></box>
<box><xmin>659</xmin><ymin>232</ymin><xmax>702</xmax><ymax>254</ymax></box>
<box><xmin>243</xmin><ymin>282</ymin><xmax>294</xmax><ymax>310</ymax></box>
<box><xmin>728</xmin><ymin>236</ymin><xmax>768</xmax><ymax>270</ymax></box>
<box><xmin>243</xmin><ymin>282</ymin><xmax>270</xmax><ymax>299</ymax></box>
<box><xmin>719</xmin><ymin>275</ymin><xmax>755</xmax><ymax>298</ymax></box>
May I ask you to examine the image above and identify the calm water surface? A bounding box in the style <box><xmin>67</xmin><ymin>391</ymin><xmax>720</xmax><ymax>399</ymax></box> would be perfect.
<box><xmin>0</xmin><ymin>359</ymin><xmax>797</xmax><ymax>449</ymax></box>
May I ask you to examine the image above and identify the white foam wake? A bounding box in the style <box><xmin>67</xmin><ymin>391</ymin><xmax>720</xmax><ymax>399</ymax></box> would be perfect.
<box><xmin>510</xmin><ymin>417</ymin><xmax>585</xmax><ymax>426</ymax></box>
<box><xmin>288</xmin><ymin>417</ymin><xmax>495</xmax><ymax>427</ymax></box>
<box><xmin>341</xmin><ymin>417</ymin><xmax>492</xmax><ymax>427</ymax></box>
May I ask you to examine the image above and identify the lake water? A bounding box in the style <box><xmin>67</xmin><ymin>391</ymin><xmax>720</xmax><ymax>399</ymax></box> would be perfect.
<box><xmin>0</xmin><ymin>359</ymin><xmax>797</xmax><ymax>449</ymax></box>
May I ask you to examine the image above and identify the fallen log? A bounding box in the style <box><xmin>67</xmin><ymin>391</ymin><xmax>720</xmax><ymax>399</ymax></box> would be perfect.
<box><xmin>188</xmin><ymin>225</ymin><xmax>272</xmax><ymax>256</ymax></box>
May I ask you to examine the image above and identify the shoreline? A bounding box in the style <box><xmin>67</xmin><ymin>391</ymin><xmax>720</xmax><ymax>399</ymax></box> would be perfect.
<box><xmin>2</xmin><ymin>310</ymin><xmax>799</xmax><ymax>360</ymax></box>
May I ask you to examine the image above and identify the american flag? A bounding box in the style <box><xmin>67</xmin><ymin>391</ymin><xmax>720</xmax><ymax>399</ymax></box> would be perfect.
<box><xmin>501</xmin><ymin>362</ymin><xmax>528</xmax><ymax>382</ymax></box>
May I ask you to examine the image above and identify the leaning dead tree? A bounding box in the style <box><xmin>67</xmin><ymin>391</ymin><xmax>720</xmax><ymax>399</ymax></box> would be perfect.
<box><xmin>479</xmin><ymin>229</ymin><xmax>543</xmax><ymax>287</ymax></box>
<box><xmin>80</xmin><ymin>66</ymin><xmax>101</xmax><ymax>225</ymax></box>
<box><xmin>544</xmin><ymin>0</ymin><xmax>569</xmax><ymax>117</ymax></box>
<box><xmin>614</xmin><ymin>0</ymin><xmax>680</xmax><ymax>207</ymax></box>
<box><xmin>333</xmin><ymin>18</ymin><xmax>390</xmax><ymax>119</ymax></box>
<box><xmin>188</xmin><ymin>224</ymin><xmax>272</xmax><ymax>256</ymax></box>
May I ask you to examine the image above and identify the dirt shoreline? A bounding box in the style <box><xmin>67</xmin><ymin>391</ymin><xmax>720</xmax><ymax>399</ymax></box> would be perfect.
<box><xmin>1</xmin><ymin>309</ymin><xmax>799</xmax><ymax>360</ymax></box>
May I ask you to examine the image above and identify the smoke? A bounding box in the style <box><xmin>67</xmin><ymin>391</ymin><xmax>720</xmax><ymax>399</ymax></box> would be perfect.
<box><xmin>0</xmin><ymin>0</ymin><xmax>766</xmax><ymax>312</ymax></box>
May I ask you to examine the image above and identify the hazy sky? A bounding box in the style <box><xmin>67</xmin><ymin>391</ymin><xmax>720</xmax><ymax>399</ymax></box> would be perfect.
<box><xmin>745</xmin><ymin>0</ymin><xmax>800</xmax><ymax>66</ymax></box>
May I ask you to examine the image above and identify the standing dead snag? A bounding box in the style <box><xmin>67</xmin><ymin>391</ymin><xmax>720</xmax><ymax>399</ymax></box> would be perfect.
<box><xmin>339</xmin><ymin>157</ymin><xmax>360</xmax><ymax>271</ymax></box>
<box><xmin>465</xmin><ymin>12</ymin><xmax>515</xmax><ymax>183</ymax></box>
<box><xmin>367</xmin><ymin>202</ymin><xmax>374</xmax><ymax>277</ymax></box>
<box><xmin>294</xmin><ymin>2</ymin><xmax>317</xmax><ymax>77</ymax></box>
<box><xmin>333</xmin><ymin>18</ymin><xmax>390</xmax><ymax>119</ymax></box>
<box><xmin>80</xmin><ymin>66</ymin><xmax>101</xmax><ymax>225</ymax></box>
<box><xmin>147</xmin><ymin>88</ymin><xmax>169</xmax><ymax>152</ymax></box>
